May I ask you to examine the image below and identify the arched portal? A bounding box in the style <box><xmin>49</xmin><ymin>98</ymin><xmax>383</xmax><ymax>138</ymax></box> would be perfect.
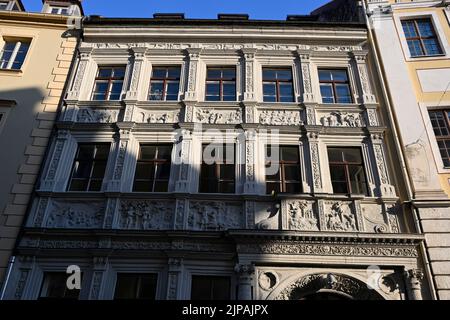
<box><xmin>274</xmin><ymin>273</ymin><xmax>385</xmax><ymax>300</ymax></box>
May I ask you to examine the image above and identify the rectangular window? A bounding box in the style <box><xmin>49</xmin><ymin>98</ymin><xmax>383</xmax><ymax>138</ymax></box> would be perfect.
<box><xmin>114</xmin><ymin>273</ymin><xmax>158</xmax><ymax>300</ymax></box>
<box><xmin>50</xmin><ymin>6</ymin><xmax>69</xmax><ymax>15</ymax></box>
<box><xmin>0</xmin><ymin>2</ymin><xmax>8</xmax><ymax>10</ymax></box>
<box><xmin>429</xmin><ymin>110</ymin><xmax>450</xmax><ymax>167</ymax></box>
<box><xmin>68</xmin><ymin>144</ymin><xmax>110</xmax><ymax>192</ymax></box>
<box><xmin>262</xmin><ymin>68</ymin><xmax>294</xmax><ymax>102</ymax></box>
<box><xmin>0</xmin><ymin>40</ymin><xmax>30</xmax><ymax>70</ymax></box>
<box><xmin>266</xmin><ymin>146</ymin><xmax>302</xmax><ymax>194</ymax></box>
<box><xmin>319</xmin><ymin>69</ymin><xmax>352</xmax><ymax>104</ymax></box>
<box><xmin>92</xmin><ymin>66</ymin><xmax>125</xmax><ymax>101</ymax></box>
<box><xmin>199</xmin><ymin>144</ymin><xmax>235</xmax><ymax>194</ymax></box>
<box><xmin>39</xmin><ymin>273</ymin><xmax>80</xmax><ymax>300</ymax></box>
<box><xmin>133</xmin><ymin>145</ymin><xmax>172</xmax><ymax>192</ymax></box>
<box><xmin>149</xmin><ymin>66</ymin><xmax>181</xmax><ymax>101</ymax></box>
<box><xmin>205</xmin><ymin>67</ymin><xmax>236</xmax><ymax>101</ymax></box>
<box><xmin>191</xmin><ymin>276</ymin><xmax>231</xmax><ymax>300</ymax></box>
<box><xmin>328</xmin><ymin>147</ymin><xmax>368</xmax><ymax>195</ymax></box>
<box><xmin>402</xmin><ymin>18</ymin><xmax>443</xmax><ymax>57</ymax></box>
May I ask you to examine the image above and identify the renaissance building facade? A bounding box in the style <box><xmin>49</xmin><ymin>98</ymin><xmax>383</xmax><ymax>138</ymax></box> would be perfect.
<box><xmin>1</xmin><ymin>13</ymin><xmax>432</xmax><ymax>300</ymax></box>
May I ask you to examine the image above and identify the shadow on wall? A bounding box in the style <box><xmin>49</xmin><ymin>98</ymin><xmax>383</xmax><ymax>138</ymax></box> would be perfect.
<box><xmin>0</xmin><ymin>87</ymin><xmax>48</xmax><ymax>215</ymax></box>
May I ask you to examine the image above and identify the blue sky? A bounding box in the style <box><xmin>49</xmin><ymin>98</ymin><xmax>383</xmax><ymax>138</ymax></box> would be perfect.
<box><xmin>22</xmin><ymin>0</ymin><xmax>330</xmax><ymax>19</ymax></box>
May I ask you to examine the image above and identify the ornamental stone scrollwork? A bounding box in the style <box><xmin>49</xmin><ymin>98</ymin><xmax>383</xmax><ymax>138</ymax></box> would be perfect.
<box><xmin>188</xmin><ymin>201</ymin><xmax>243</xmax><ymax>230</ymax></box>
<box><xmin>113</xmin><ymin>140</ymin><xmax>128</xmax><ymax>181</ymax></box>
<box><xmin>133</xmin><ymin>110</ymin><xmax>180</xmax><ymax>124</ymax></box>
<box><xmin>367</xmin><ymin>109</ymin><xmax>379</xmax><ymax>127</ymax></box>
<box><xmin>275</xmin><ymin>273</ymin><xmax>383</xmax><ymax>300</ymax></box>
<box><xmin>307</xmin><ymin>133</ymin><xmax>322</xmax><ymax>191</ymax></box>
<box><xmin>237</xmin><ymin>241</ymin><xmax>419</xmax><ymax>258</ymax></box>
<box><xmin>76</xmin><ymin>108</ymin><xmax>119</xmax><ymax>123</ymax></box>
<box><xmin>319</xmin><ymin>111</ymin><xmax>365</xmax><ymax>127</ymax></box>
<box><xmin>45</xmin><ymin>201</ymin><xmax>105</xmax><ymax>229</ymax></box>
<box><xmin>361</xmin><ymin>203</ymin><xmax>390</xmax><ymax>234</ymax></box>
<box><xmin>33</xmin><ymin>197</ymin><xmax>50</xmax><ymax>227</ymax></box>
<box><xmin>284</xmin><ymin>200</ymin><xmax>319</xmax><ymax>231</ymax></box>
<box><xmin>259</xmin><ymin>110</ymin><xmax>302</xmax><ymax>126</ymax></box>
<box><xmin>119</xmin><ymin>200</ymin><xmax>174</xmax><ymax>230</ymax></box>
<box><xmin>324</xmin><ymin>202</ymin><xmax>357</xmax><ymax>232</ymax></box>
<box><xmin>386</xmin><ymin>204</ymin><xmax>401</xmax><ymax>234</ymax></box>
<box><xmin>196</xmin><ymin>108</ymin><xmax>242</xmax><ymax>124</ymax></box>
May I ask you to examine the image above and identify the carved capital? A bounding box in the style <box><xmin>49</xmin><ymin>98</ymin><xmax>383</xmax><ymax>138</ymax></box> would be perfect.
<box><xmin>235</xmin><ymin>263</ymin><xmax>255</xmax><ymax>275</ymax></box>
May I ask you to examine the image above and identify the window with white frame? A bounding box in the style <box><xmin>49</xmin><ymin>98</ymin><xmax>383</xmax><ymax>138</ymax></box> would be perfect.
<box><xmin>49</xmin><ymin>6</ymin><xmax>69</xmax><ymax>15</ymax></box>
<box><xmin>0</xmin><ymin>1</ymin><xmax>8</xmax><ymax>10</ymax></box>
<box><xmin>0</xmin><ymin>39</ymin><xmax>30</xmax><ymax>70</ymax></box>
<box><xmin>401</xmin><ymin>18</ymin><xmax>443</xmax><ymax>57</ymax></box>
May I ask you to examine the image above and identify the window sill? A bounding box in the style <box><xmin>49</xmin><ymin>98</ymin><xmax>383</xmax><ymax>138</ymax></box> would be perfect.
<box><xmin>0</xmin><ymin>68</ymin><xmax>23</xmax><ymax>75</ymax></box>
<box><xmin>406</xmin><ymin>54</ymin><xmax>448</xmax><ymax>62</ymax></box>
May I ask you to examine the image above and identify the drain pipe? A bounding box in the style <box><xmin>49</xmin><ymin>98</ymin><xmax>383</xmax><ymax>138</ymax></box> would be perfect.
<box><xmin>0</xmin><ymin>256</ymin><xmax>15</xmax><ymax>300</ymax></box>
<box><xmin>360</xmin><ymin>0</ymin><xmax>437</xmax><ymax>300</ymax></box>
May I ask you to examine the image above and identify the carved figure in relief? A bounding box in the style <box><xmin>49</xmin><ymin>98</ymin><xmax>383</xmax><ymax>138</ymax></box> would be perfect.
<box><xmin>326</xmin><ymin>202</ymin><xmax>356</xmax><ymax>232</ymax></box>
<box><xmin>121</xmin><ymin>201</ymin><xmax>171</xmax><ymax>230</ymax></box>
<box><xmin>288</xmin><ymin>201</ymin><xmax>318</xmax><ymax>231</ymax></box>
<box><xmin>320</xmin><ymin>112</ymin><xmax>363</xmax><ymax>127</ymax></box>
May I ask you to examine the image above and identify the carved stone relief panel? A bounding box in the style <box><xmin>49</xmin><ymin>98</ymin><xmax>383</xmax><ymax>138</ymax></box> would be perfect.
<box><xmin>360</xmin><ymin>203</ymin><xmax>389</xmax><ymax>233</ymax></box>
<box><xmin>76</xmin><ymin>108</ymin><xmax>119</xmax><ymax>123</ymax></box>
<box><xmin>282</xmin><ymin>200</ymin><xmax>319</xmax><ymax>231</ymax></box>
<box><xmin>188</xmin><ymin>201</ymin><xmax>243</xmax><ymax>230</ymax></box>
<box><xmin>195</xmin><ymin>108</ymin><xmax>242</xmax><ymax>124</ymax></box>
<box><xmin>254</xmin><ymin>202</ymin><xmax>279</xmax><ymax>230</ymax></box>
<box><xmin>132</xmin><ymin>108</ymin><xmax>181</xmax><ymax>124</ymax></box>
<box><xmin>259</xmin><ymin>110</ymin><xmax>302</xmax><ymax>126</ymax></box>
<box><xmin>323</xmin><ymin>201</ymin><xmax>358</xmax><ymax>232</ymax></box>
<box><xmin>318</xmin><ymin>111</ymin><xmax>365</xmax><ymax>127</ymax></box>
<box><xmin>119</xmin><ymin>200</ymin><xmax>175</xmax><ymax>230</ymax></box>
<box><xmin>45</xmin><ymin>200</ymin><xmax>105</xmax><ymax>229</ymax></box>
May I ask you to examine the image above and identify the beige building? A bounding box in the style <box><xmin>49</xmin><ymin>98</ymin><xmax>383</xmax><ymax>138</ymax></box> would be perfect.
<box><xmin>0</xmin><ymin>0</ymin><xmax>81</xmax><ymax>292</ymax></box>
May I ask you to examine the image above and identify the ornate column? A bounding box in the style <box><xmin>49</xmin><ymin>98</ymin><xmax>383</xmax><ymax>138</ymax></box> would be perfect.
<box><xmin>174</xmin><ymin>129</ymin><xmax>193</xmax><ymax>193</ymax></box>
<box><xmin>41</xmin><ymin>130</ymin><xmax>72</xmax><ymax>192</ymax></box>
<box><xmin>352</xmin><ymin>51</ymin><xmax>377</xmax><ymax>105</ymax></box>
<box><xmin>107</xmin><ymin>124</ymin><xmax>133</xmax><ymax>192</ymax></box>
<box><xmin>12</xmin><ymin>256</ymin><xmax>35</xmax><ymax>300</ymax></box>
<box><xmin>235</xmin><ymin>264</ymin><xmax>255</xmax><ymax>300</ymax></box>
<box><xmin>123</xmin><ymin>47</ymin><xmax>146</xmax><ymax>122</ymax></box>
<box><xmin>405</xmin><ymin>269</ymin><xmax>424</xmax><ymax>300</ymax></box>
<box><xmin>370</xmin><ymin>133</ymin><xmax>396</xmax><ymax>197</ymax></box>
<box><xmin>64</xmin><ymin>47</ymin><xmax>93</xmax><ymax>122</ymax></box>
<box><xmin>89</xmin><ymin>257</ymin><xmax>108</xmax><ymax>300</ymax></box>
<box><xmin>184</xmin><ymin>48</ymin><xmax>201</xmax><ymax>102</ymax></box>
<box><xmin>307</xmin><ymin>132</ymin><xmax>323</xmax><ymax>193</ymax></box>
<box><xmin>167</xmin><ymin>258</ymin><xmax>183</xmax><ymax>300</ymax></box>
<box><xmin>244</xmin><ymin>130</ymin><xmax>258</xmax><ymax>194</ymax></box>
<box><xmin>242</xmin><ymin>48</ymin><xmax>258</xmax><ymax>124</ymax></box>
<box><xmin>297</xmin><ymin>50</ymin><xmax>315</xmax><ymax>104</ymax></box>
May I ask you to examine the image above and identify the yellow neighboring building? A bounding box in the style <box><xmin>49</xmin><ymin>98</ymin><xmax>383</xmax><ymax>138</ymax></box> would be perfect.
<box><xmin>365</xmin><ymin>0</ymin><xmax>450</xmax><ymax>299</ymax></box>
<box><xmin>0</xmin><ymin>0</ymin><xmax>81</xmax><ymax>293</ymax></box>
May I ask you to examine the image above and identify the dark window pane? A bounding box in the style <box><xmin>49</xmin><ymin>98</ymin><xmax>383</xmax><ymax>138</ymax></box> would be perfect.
<box><xmin>69</xmin><ymin>179</ymin><xmax>88</xmax><ymax>192</ymax></box>
<box><xmin>140</xmin><ymin>146</ymin><xmax>157</xmax><ymax>160</ymax></box>
<box><xmin>98</xmin><ymin>68</ymin><xmax>112</xmax><ymax>78</ymax></box>
<box><xmin>135</xmin><ymin>163</ymin><xmax>154</xmax><ymax>180</ymax></box>
<box><xmin>152</xmin><ymin>68</ymin><xmax>167</xmax><ymax>78</ymax></box>
<box><xmin>284</xmin><ymin>165</ymin><xmax>300</xmax><ymax>181</ymax></box>
<box><xmin>349</xmin><ymin>165</ymin><xmax>368</xmax><ymax>195</ymax></box>
<box><xmin>207</xmin><ymin>68</ymin><xmax>222</xmax><ymax>79</ymax></box>
<box><xmin>39</xmin><ymin>273</ymin><xmax>80</xmax><ymax>300</ymax></box>
<box><xmin>88</xmin><ymin>179</ymin><xmax>102</xmax><ymax>191</ymax></box>
<box><xmin>331</xmin><ymin>70</ymin><xmax>348</xmax><ymax>81</ymax></box>
<box><xmin>285</xmin><ymin>183</ymin><xmax>301</xmax><ymax>194</ymax></box>
<box><xmin>114</xmin><ymin>274</ymin><xmax>157</xmax><ymax>300</ymax></box>
<box><xmin>320</xmin><ymin>84</ymin><xmax>334</xmax><ymax>103</ymax></box>
<box><xmin>266</xmin><ymin>182</ymin><xmax>280</xmax><ymax>194</ymax></box>
<box><xmin>335</xmin><ymin>84</ymin><xmax>352</xmax><ymax>103</ymax></box>
<box><xmin>330</xmin><ymin>165</ymin><xmax>346</xmax><ymax>181</ymax></box>
<box><xmin>93</xmin><ymin>67</ymin><xmax>125</xmax><ymax>101</ymax></box>
<box><xmin>149</xmin><ymin>81</ymin><xmax>164</xmax><ymax>100</ymax></box>
<box><xmin>133</xmin><ymin>145</ymin><xmax>172</xmax><ymax>192</ymax></box>
<box><xmin>402</xmin><ymin>19</ymin><xmax>443</xmax><ymax>57</ymax></box>
<box><xmin>281</xmin><ymin>146</ymin><xmax>299</xmax><ymax>161</ymax></box>
<box><xmin>191</xmin><ymin>276</ymin><xmax>230</xmax><ymax>300</ymax></box>
<box><xmin>343</xmin><ymin>148</ymin><xmax>363</xmax><ymax>163</ymax></box>
<box><xmin>222</xmin><ymin>68</ymin><xmax>236</xmax><ymax>79</ymax></box>
<box><xmin>331</xmin><ymin>181</ymin><xmax>349</xmax><ymax>194</ymax></box>
<box><xmin>276</xmin><ymin>69</ymin><xmax>292</xmax><ymax>80</ymax></box>
<box><xmin>319</xmin><ymin>70</ymin><xmax>332</xmax><ymax>81</ymax></box>
<box><xmin>167</xmin><ymin>67</ymin><xmax>181</xmax><ymax>79</ymax></box>
<box><xmin>263</xmin><ymin>69</ymin><xmax>277</xmax><ymax>80</ymax></box>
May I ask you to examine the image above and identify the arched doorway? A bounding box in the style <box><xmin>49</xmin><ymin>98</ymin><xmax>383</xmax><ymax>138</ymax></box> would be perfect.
<box><xmin>274</xmin><ymin>273</ymin><xmax>385</xmax><ymax>300</ymax></box>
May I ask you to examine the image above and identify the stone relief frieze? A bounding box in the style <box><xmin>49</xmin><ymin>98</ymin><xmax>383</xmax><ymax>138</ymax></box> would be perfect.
<box><xmin>133</xmin><ymin>109</ymin><xmax>180</xmax><ymax>124</ymax></box>
<box><xmin>361</xmin><ymin>204</ymin><xmax>388</xmax><ymax>234</ymax></box>
<box><xmin>195</xmin><ymin>108</ymin><xmax>242</xmax><ymax>124</ymax></box>
<box><xmin>284</xmin><ymin>200</ymin><xmax>319</xmax><ymax>231</ymax></box>
<box><xmin>119</xmin><ymin>200</ymin><xmax>174</xmax><ymax>230</ymax></box>
<box><xmin>324</xmin><ymin>201</ymin><xmax>357</xmax><ymax>232</ymax></box>
<box><xmin>76</xmin><ymin>108</ymin><xmax>119</xmax><ymax>123</ymax></box>
<box><xmin>259</xmin><ymin>110</ymin><xmax>302</xmax><ymax>126</ymax></box>
<box><xmin>46</xmin><ymin>201</ymin><xmax>105</xmax><ymax>228</ymax></box>
<box><xmin>319</xmin><ymin>111</ymin><xmax>365</xmax><ymax>127</ymax></box>
<box><xmin>188</xmin><ymin>201</ymin><xmax>243</xmax><ymax>230</ymax></box>
<box><xmin>81</xmin><ymin>42</ymin><xmax>363</xmax><ymax>53</ymax></box>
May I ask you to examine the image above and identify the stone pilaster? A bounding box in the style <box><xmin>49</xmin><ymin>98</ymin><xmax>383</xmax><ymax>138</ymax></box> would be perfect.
<box><xmin>123</xmin><ymin>47</ymin><xmax>146</xmax><ymax>122</ymax></box>
<box><xmin>297</xmin><ymin>50</ymin><xmax>315</xmax><ymax>103</ymax></box>
<box><xmin>352</xmin><ymin>51</ymin><xmax>376</xmax><ymax>105</ymax></box>
<box><xmin>184</xmin><ymin>48</ymin><xmax>201</xmax><ymax>101</ymax></box>
<box><xmin>66</xmin><ymin>47</ymin><xmax>92</xmax><ymax>101</ymax></box>
<box><xmin>307</xmin><ymin>132</ymin><xmax>323</xmax><ymax>193</ymax></box>
<box><xmin>107</xmin><ymin>124</ymin><xmax>133</xmax><ymax>192</ymax></box>
<box><xmin>175</xmin><ymin>129</ymin><xmax>193</xmax><ymax>193</ymax></box>
<box><xmin>242</xmin><ymin>48</ymin><xmax>257</xmax><ymax>102</ymax></box>
<box><xmin>405</xmin><ymin>268</ymin><xmax>424</xmax><ymax>300</ymax></box>
<box><xmin>235</xmin><ymin>263</ymin><xmax>255</xmax><ymax>300</ymax></box>
<box><xmin>370</xmin><ymin>133</ymin><xmax>396</xmax><ymax>197</ymax></box>
<box><xmin>167</xmin><ymin>258</ymin><xmax>183</xmax><ymax>300</ymax></box>
<box><xmin>89</xmin><ymin>257</ymin><xmax>108</xmax><ymax>300</ymax></box>
<box><xmin>244</xmin><ymin>130</ymin><xmax>257</xmax><ymax>194</ymax></box>
<box><xmin>40</xmin><ymin>130</ymin><xmax>70</xmax><ymax>192</ymax></box>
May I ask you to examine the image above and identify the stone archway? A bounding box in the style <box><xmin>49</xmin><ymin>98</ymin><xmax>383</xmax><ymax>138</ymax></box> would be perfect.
<box><xmin>274</xmin><ymin>273</ymin><xmax>385</xmax><ymax>300</ymax></box>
